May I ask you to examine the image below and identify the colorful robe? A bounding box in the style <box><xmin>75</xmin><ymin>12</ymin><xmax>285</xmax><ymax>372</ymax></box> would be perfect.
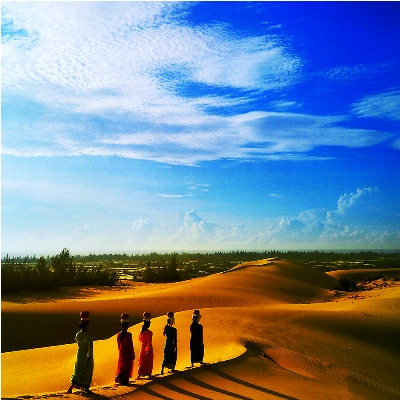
<box><xmin>70</xmin><ymin>330</ymin><xmax>94</xmax><ymax>389</ymax></box>
<box><xmin>137</xmin><ymin>330</ymin><xmax>153</xmax><ymax>375</ymax></box>
<box><xmin>162</xmin><ymin>325</ymin><xmax>177</xmax><ymax>370</ymax></box>
<box><xmin>115</xmin><ymin>330</ymin><xmax>134</xmax><ymax>383</ymax></box>
<box><xmin>190</xmin><ymin>322</ymin><xmax>204</xmax><ymax>363</ymax></box>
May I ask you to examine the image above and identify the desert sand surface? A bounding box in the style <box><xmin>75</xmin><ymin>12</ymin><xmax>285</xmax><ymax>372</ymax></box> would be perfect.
<box><xmin>2</xmin><ymin>259</ymin><xmax>400</xmax><ymax>400</ymax></box>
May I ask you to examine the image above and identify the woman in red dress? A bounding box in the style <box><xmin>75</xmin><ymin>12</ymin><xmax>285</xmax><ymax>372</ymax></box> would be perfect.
<box><xmin>115</xmin><ymin>314</ymin><xmax>135</xmax><ymax>385</ymax></box>
<box><xmin>137</xmin><ymin>311</ymin><xmax>153</xmax><ymax>379</ymax></box>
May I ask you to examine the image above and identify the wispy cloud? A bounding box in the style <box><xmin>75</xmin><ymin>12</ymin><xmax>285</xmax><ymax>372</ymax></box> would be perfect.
<box><xmin>2</xmin><ymin>2</ymin><xmax>300</xmax><ymax>114</ymax></box>
<box><xmin>3</xmin><ymin>2</ymin><xmax>393</xmax><ymax>166</ymax></box>
<box><xmin>267</xmin><ymin>24</ymin><xmax>283</xmax><ymax>30</ymax></box>
<box><xmin>268</xmin><ymin>100</ymin><xmax>301</xmax><ymax>110</ymax></box>
<box><xmin>2</xmin><ymin>108</ymin><xmax>392</xmax><ymax>165</ymax></box>
<box><xmin>156</xmin><ymin>193</ymin><xmax>193</xmax><ymax>198</ymax></box>
<box><xmin>323</xmin><ymin>63</ymin><xmax>393</xmax><ymax>82</ymax></box>
<box><xmin>188</xmin><ymin>184</ymin><xmax>211</xmax><ymax>192</ymax></box>
<box><xmin>351</xmin><ymin>89</ymin><xmax>400</xmax><ymax>120</ymax></box>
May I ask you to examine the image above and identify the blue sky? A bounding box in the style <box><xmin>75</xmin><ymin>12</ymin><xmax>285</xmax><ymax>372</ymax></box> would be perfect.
<box><xmin>2</xmin><ymin>1</ymin><xmax>400</xmax><ymax>257</ymax></box>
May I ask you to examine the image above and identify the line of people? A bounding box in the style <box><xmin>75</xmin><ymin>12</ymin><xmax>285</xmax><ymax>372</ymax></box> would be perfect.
<box><xmin>67</xmin><ymin>309</ymin><xmax>205</xmax><ymax>393</ymax></box>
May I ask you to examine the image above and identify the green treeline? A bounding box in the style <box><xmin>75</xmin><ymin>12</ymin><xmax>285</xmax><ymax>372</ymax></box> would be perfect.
<box><xmin>2</xmin><ymin>249</ymin><xmax>399</xmax><ymax>295</ymax></box>
<box><xmin>142</xmin><ymin>253</ymin><xmax>181</xmax><ymax>283</ymax></box>
<box><xmin>2</xmin><ymin>248</ymin><xmax>118</xmax><ymax>294</ymax></box>
<box><xmin>6</xmin><ymin>249</ymin><xmax>400</xmax><ymax>265</ymax></box>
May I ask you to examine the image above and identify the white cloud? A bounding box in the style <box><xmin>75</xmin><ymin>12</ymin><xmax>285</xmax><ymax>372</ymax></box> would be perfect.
<box><xmin>3</xmin><ymin>108</ymin><xmax>391</xmax><ymax>166</ymax></box>
<box><xmin>4</xmin><ymin>2</ymin><xmax>392</xmax><ymax>166</ymax></box>
<box><xmin>3</xmin><ymin>187</ymin><xmax>400</xmax><ymax>255</ymax></box>
<box><xmin>191</xmin><ymin>35</ymin><xmax>302</xmax><ymax>91</ymax></box>
<box><xmin>171</xmin><ymin>210</ymin><xmax>219</xmax><ymax>246</ymax></box>
<box><xmin>230</xmin><ymin>224</ymin><xmax>246</xmax><ymax>239</ymax></box>
<box><xmin>188</xmin><ymin>184</ymin><xmax>211</xmax><ymax>192</ymax></box>
<box><xmin>245</xmin><ymin>187</ymin><xmax>400</xmax><ymax>249</ymax></box>
<box><xmin>268</xmin><ymin>24</ymin><xmax>283</xmax><ymax>30</ymax></box>
<box><xmin>268</xmin><ymin>100</ymin><xmax>301</xmax><ymax>110</ymax></box>
<box><xmin>131</xmin><ymin>217</ymin><xmax>155</xmax><ymax>232</ymax></box>
<box><xmin>1</xmin><ymin>2</ymin><xmax>299</xmax><ymax>117</ymax></box>
<box><xmin>156</xmin><ymin>194</ymin><xmax>193</xmax><ymax>198</ymax></box>
<box><xmin>392</xmin><ymin>137</ymin><xmax>400</xmax><ymax>150</ymax></box>
<box><xmin>351</xmin><ymin>90</ymin><xmax>400</xmax><ymax>120</ymax></box>
<box><xmin>324</xmin><ymin>63</ymin><xmax>389</xmax><ymax>82</ymax></box>
<box><xmin>72</xmin><ymin>223</ymin><xmax>91</xmax><ymax>236</ymax></box>
<box><xmin>326</xmin><ymin>187</ymin><xmax>379</xmax><ymax>226</ymax></box>
<box><xmin>130</xmin><ymin>217</ymin><xmax>158</xmax><ymax>243</ymax></box>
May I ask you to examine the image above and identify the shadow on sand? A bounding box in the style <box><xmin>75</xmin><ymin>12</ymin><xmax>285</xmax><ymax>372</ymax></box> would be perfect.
<box><xmin>133</xmin><ymin>350</ymin><xmax>298</xmax><ymax>400</ymax></box>
<box><xmin>1</xmin><ymin>285</ymin><xmax>136</xmax><ymax>304</ymax></box>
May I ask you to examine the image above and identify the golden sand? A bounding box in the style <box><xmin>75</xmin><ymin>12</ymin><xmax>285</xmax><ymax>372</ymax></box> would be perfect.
<box><xmin>2</xmin><ymin>259</ymin><xmax>400</xmax><ymax>399</ymax></box>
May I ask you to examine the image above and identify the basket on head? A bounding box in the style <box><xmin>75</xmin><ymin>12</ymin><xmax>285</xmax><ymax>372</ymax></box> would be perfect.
<box><xmin>80</xmin><ymin>311</ymin><xmax>90</xmax><ymax>321</ymax></box>
<box><xmin>120</xmin><ymin>313</ymin><xmax>129</xmax><ymax>323</ymax></box>
<box><xmin>167</xmin><ymin>311</ymin><xmax>174</xmax><ymax>318</ymax></box>
<box><xmin>192</xmin><ymin>309</ymin><xmax>201</xmax><ymax>320</ymax></box>
<box><xmin>143</xmin><ymin>311</ymin><xmax>152</xmax><ymax>321</ymax></box>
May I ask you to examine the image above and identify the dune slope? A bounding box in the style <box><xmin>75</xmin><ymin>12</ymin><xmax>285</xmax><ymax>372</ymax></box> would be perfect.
<box><xmin>1</xmin><ymin>259</ymin><xmax>335</xmax><ymax>352</ymax></box>
<box><xmin>2</xmin><ymin>259</ymin><xmax>400</xmax><ymax>400</ymax></box>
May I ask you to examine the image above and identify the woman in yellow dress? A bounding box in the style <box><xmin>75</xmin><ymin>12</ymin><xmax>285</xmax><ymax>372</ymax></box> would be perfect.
<box><xmin>67</xmin><ymin>311</ymin><xmax>94</xmax><ymax>393</ymax></box>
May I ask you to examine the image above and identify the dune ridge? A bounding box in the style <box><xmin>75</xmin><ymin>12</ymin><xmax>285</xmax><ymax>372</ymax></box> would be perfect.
<box><xmin>2</xmin><ymin>259</ymin><xmax>400</xmax><ymax>399</ymax></box>
<box><xmin>244</xmin><ymin>341</ymin><xmax>400</xmax><ymax>397</ymax></box>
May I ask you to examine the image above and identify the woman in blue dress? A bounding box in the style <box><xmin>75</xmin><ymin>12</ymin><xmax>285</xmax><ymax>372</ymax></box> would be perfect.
<box><xmin>160</xmin><ymin>311</ymin><xmax>177</xmax><ymax>374</ymax></box>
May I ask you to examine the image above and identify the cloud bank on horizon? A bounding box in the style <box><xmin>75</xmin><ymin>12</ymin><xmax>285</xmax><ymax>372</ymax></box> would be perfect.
<box><xmin>2</xmin><ymin>2</ymin><xmax>400</xmax><ymax>255</ymax></box>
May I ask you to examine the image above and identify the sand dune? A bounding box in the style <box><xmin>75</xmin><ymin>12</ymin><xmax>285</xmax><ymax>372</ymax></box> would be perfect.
<box><xmin>327</xmin><ymin>267</ymin><xmax>400</xmax><ymax>282</ymax></box>
<box><xmin>2</xmin><ymin>259</ymin><xmax>400</xmax><ymax>399</ymax></box>
<box><xmin>1</xmin><ymin>259</ymin><xmax>335</xmax><ymax>352</ymax></box>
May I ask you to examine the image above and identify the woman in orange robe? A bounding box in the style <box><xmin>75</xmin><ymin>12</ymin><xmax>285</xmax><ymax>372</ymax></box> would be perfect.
<box><xmin>115</xmin><ymin>314</ymin><xmax>135</xmax><ymax>385</ymax></box>
<box><xmin>137</xmin><ymin>312</ymin><xmax>153</xmax><ymax>378</ymax></box>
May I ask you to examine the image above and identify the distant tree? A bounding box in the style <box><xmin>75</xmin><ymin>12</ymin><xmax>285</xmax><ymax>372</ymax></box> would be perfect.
<box><xmin>52</xmin><ymin>248</ymin><xmax>75</xmax><ymax>286</ymax></box>
<box><xmin>336</xmin><ymin>276</ymin><xmax>358</xmax><ymax>292</ymax></box>
<box><xmin>1</xmin><ymin>261</ymin><xmax>22</xmax><ymax>294</ymax></box>
<box><xmin>75</xmin><ymin>264</ymin><xmax>91</xmax><ymax>285</ymax></box>
<box><xmin>31</xmin><ymin>256</ymin><xmax>56</xmax><ymax>291</ymax></box>
<box><xmin>91</xmin><ymin>263</ymin><xmax>118</xmax><ymax>286</ymax></box>
<box><xmin>167</xmin><ymin>252</ymin><xmax>181</xmax><ymax>281</ymax></box>
<box><xmin>143</xmin><ymin>261</ymin><xmax>155</xmax><ymax>283</ymax></box>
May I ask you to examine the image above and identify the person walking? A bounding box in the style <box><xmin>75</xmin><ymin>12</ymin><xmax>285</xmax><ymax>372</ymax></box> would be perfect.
<box><xmin>137</xmin><ymin>311</ymin><xmax>153</xmax><ymax>379</ymax></box>
<box><xmin>115</xmin><ymin>313</ymin><xmax>135</xmax><ymax>385</ymax></box>
<box><xmin>190</xmin><ymin>309</ymin><xmax>204</xmax><ymax>367</ymax></box>
<box><xmin>161</xmin><ymin>311</ymin><xmax>177</xmax><ymax>374</ymax></box>
<box><xmin>67</xmin><ymin>311</ymin><xmax>94</xmax><ymax>393</ymax></box>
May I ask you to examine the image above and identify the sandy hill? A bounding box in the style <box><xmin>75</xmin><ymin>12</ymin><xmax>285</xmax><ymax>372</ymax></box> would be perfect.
<box><xmin>327</xmin><ymin>267</ymin><xmax>400</xmax><ymax>282</ymax></box>
<box><xmin>2</xmin><ymin>259</ymin><xmax>400</xmax><ymax>400</ymax></box>
<box><xmin>1</xmin><ymin>259</ymin><xmax>336</xmax><ymax>352</ymax></box>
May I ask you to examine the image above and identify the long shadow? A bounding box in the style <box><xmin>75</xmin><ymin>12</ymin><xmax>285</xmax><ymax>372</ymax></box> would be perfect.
<box><xmin>195</xmin><ymin>352</ymin><xmax>298</xmax><ymax>400</ymax></box>
<box><xmin>70</xmin><ymin>389</ymin><xmax>111</xmax><ymax>400</ymax></box>
<box><xmin>208</xmin><ymin>364</ymin><xmax>298</xmax><ymax>400</ymax></box>
<box><xmin>136</xmin><ymin>351</ymin><xmax>298</xmax><ymax>400</ymax></box>
<box><xmin>139</xmin><ymin>386</ymin><xmax>176</xmax><ymax>400</ymax></box>
<box><xmin>156</xmin><ymin>381</ymin><xmax>212</xmax><ymax>400</ymax></box>
<box><xmin>183</xmin><ymin>374</ymin><xmax>253</xmax><ymax>400</ymax></box>
<box><xmin>143</xmin><ymin>378</ymin><xmax>212</xmax><ymax>400</ymax></box>
<box><xmin>1</xmin><ymin>285</ymin><xmax>134</xmax><ymax>304</ymax></box>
